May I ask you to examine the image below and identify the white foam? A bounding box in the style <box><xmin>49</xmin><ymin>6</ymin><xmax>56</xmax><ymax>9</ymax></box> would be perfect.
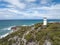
<box><xmin>0</xmin><ymin>26</ymin><xmax>15</xmax><ymax>39</ymax></box>
<box><xmin>8</xmin><ymin>26</ymin><xmax>16</xmax><ymax>30</ymax></box>
<box><xmin>22</xmin><ymin>24</ymin><xmax>34</xmax><ymax>26</ymax></box>
<box><xmin>0</xmin><ymin>33</ymin><xmax>9</xmax><ymax>39</ymax></box>
<box><xmin>31</xmin><ymin>24</ymin><xmax>34</xmax><ymax>25</ymax></box>
<box><xmin>1</xmin><ymin>27</ymin><xmax>11</xmax><ymax>31</ymax></box>
<box><xmin>28</xmin><ymin>24</ymin><xmax>34</xmax><ymax>26</ymax></box>
<box><xmin>22</xmin><ymin>25</ymin><xmax>27</xmax><ymax>26</ymax></box>
<box><xmin>7</xmin><ymin>26</ymin><xmax>15</xmax><ymax>30</ymax></box>
<box><xmin>0</xmin><ymin>31</ymin><xmax>13</xmax><ymax>39</ymax></box>
<box><xmin>1</xmin><ymin>26</ymin><xmax>16</xmax><ymax>30</ymax></box>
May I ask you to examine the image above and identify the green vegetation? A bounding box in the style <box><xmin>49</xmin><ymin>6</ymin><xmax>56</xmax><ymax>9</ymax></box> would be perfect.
<box><xmin>0</xmin><ymin>23</ymin><xmax>60</xmax><ymax>45</ymax></box>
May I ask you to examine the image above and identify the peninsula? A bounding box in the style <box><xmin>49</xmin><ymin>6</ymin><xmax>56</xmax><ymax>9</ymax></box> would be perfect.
<box><xmin>0</xmin><ymin>20</ymin><xmax>60</xmax><ymax>45</ymax></box>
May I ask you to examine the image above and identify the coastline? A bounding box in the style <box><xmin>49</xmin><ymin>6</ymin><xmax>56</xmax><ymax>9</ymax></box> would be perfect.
<box><xmin>0</xmin><ymin>30</ymin><xmax>13</xmax><ymax>39</ymax></box>
<box><xmin>0</xmin><ymin>22</ymin><xmax>60</xmax><ymax>39</ymax></box>
<box><xmin>0</xmin><ymin>22</ymin><xmax>60</xmax><ymax>45</ymax></box>
<box><xmin>0</xmin><ymin>24</ymin><xmax>33</xmax><ymax>39</ymax></box>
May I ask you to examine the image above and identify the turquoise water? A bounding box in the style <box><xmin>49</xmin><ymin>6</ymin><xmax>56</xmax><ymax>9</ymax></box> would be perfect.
<box><xmin>0</xmin><ymin>19</ymin><xmax>60</xmax><ymax>36</ymax></box>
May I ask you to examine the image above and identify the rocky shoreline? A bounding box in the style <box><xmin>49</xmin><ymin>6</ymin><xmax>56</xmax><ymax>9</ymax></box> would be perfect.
<box><xmin>0</xmin><ymin>23</ymin><xmax>60</xmax><ymax>45</ymax></box>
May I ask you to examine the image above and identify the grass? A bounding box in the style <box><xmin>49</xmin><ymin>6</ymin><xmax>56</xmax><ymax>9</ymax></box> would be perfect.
<box><xmin>0</xmin><ymin>23</ymin><xmax>60</xmax><ymax>45</ymax></box>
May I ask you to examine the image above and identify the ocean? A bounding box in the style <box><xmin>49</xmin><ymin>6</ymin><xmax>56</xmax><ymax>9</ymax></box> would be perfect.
<box><xmin>0</xmin><ymin>19</ymin><xmax>60</xmax><ymax>37</ymax></box>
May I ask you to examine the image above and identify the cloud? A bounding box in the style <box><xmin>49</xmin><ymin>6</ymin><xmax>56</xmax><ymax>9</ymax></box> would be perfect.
<box><xmin>0</xmin><ymin>4</ymin><xmax>60</xmax><ymax>19</ymax></box>
<box><xmin>0</xmin><ymin>0</ymin><xmax>60</xmax><ymax>19</ymax></box>
<box><xmin>40</xmin><ymin>0</ymin><xmax>53</xmax><ymax>4</ymax></box>
<box><xmin>4</xmin><ymin>0</ymin><xmax>26</xmax><ymax>9</ymax></box>
<box><xmin>25</xmin><ymin>0</ymin><xmax>36</xmax><ymax>2</ymax></box>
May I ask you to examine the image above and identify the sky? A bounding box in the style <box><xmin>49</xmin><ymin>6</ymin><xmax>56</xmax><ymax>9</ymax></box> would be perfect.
<box><xmin>0</xmin><ymin>0</ymin><xmax>60</xmax><ymax>19</ymax></box>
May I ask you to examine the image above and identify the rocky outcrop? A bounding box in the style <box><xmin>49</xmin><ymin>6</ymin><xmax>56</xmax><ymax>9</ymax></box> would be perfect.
<box><xmin>11</xmin><ymin>27</ymin><xmax>17</xmax><ymax>30</ymax></box>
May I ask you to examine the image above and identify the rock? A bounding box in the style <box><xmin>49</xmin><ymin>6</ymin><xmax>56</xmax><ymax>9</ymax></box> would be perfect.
<box><xmin>11</xmin><ymin>27</ymin><xmax>17</xmax><ymax>30</ymax></box>
<box><xmin>44</xmin><ymin>40</ymin><xmax>52</xmax><ymax>45</ymax></box>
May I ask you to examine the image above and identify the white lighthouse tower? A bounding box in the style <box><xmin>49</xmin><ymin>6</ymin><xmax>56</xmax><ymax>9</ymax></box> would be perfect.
<box><xmin>43</xmin><ymin>17</ymin><xmax>47</xmax><ymax>26</ymax></box>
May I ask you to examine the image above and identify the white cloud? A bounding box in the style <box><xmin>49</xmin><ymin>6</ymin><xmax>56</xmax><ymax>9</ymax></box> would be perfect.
<box><xmin>25</xmin><ymin>0</ymin><xmax>36</xmax><ymax>2</ymax></box>
<box><xmin>4</xmin><ymin>0</ymin><xmax>26</xmax><ymax>9</ymax></box>
<box><xmin>30</xmin><ymin>4</ymin><xmax>60</xmax><ymax>10</ymax></box>
<box><xmin>40</xmin><ymin>0</ymin><xmax>53</xmax><ymax>4</ymax></box>
<box><xmin>0</xmin><ymin>4</ymin><xmax>60</xmax><ymax>19</ymax></box>
<box><xmin>23</xmin><ymin>4</ymin><xmax>60</xmax><ymax>19</ymax></box>
<box><xmin>0</xmin><ymin>0</ymin><xmax>60</xmax><ymax>19</ymax></box>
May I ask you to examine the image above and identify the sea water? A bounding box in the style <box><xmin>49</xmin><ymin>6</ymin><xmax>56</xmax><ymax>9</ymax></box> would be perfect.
<box><xmin>0</xmin><ymin>19</ymin><xmax>60</xmax><ymax>37</ymax></box>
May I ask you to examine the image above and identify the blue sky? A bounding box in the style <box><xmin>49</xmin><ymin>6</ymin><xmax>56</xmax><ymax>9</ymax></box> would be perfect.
<box><xmin>0</xmin><ymin>0</ymin><xmax>60</xmax><ymax>19</ymax></box>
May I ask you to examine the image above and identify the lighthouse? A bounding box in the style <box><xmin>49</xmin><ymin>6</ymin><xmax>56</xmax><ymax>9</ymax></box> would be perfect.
<box><xmin>43</xmin><ymin>17</ymin><xmax>47</xmax><ymax>26</ymax></box>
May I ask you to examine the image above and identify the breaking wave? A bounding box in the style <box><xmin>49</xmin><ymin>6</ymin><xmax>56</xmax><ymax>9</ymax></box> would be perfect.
<box><xmin>1</xmin><ymin>26</ymin><xmax>16</xmax><ymax>30</ymax></box>
<box><xmin>0</xmin><ymin>31</ymin><xmax>13</xmax><ymax>39</ymax></box>
<box><xmin>0</xmin><ymin>26</ymin><xmax>15</xmax><ymax>39</ymax></box>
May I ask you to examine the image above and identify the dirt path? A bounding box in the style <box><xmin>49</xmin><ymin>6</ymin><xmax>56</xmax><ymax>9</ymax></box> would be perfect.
<box><xmin>44</xmin><ymin>40</ymin><xmax>52</xmax><ymax>45</ymax></box>
<box><xmin>22</xmin><ymin>27</ymin><xmax>34</xmax><ymax>45</ymax></box>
